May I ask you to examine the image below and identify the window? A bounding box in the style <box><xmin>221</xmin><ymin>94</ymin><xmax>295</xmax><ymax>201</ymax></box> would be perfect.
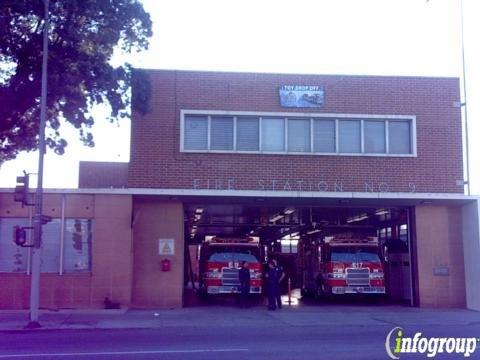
<box><xmin>288</xmin><ymin>118</ymin><xmax>310</xmax><ymax>152</ymax></box>
<box><xmin>181</xmin><ymin>111</ymin><xmax>415</xmax><ymax>156</ymax></box>
<box><xmin>0</xmin><ymin>216</ymin><xmax>93</xmax><ymax>274</ymax></box>
<box><xmin>313</xmin><ymin>119</ymin><xmax>335</xmax><ymax>153</ymax></box>
<box><xmin>0</xmin><ymin>218</ymin><xmax>29</xmax><ymax>272</ymax></box>
<box><xmin>338</xmin><ymin>120</ymin><xmax>361</xmax><ymax>153</ymax></box>
<box><xmin>262</xmin><ymin>118</ymin><xmax>285</xmax><ymax>151</ymax></box>
<box><xmin>209</xmin><ymin>252</ymin><xmax>258</xmax><ymax>263</ymax></box>
<box><xmin>330</xmin><ymin>248</ymin><xmax>381</xmax><ymax>263</ymax></box>
<box><xmin>364</xmin><ymin>121</ymin><xmax>386</xmax><ymax>153</ymax></box>
<box><xmin>389</xmin><ymin>120</ymin><xmax>411</xmax><ymax>154</ymax></box>
<box><xmin>399</xmin><ymin>224</ymin><xmax>408</xmax><ymax>242</ymax></box>
<box><xmin>280</xmin><ymin>237</ymin><xmax>298</xmax><ymax>253</ymax></box>
<box><xmin>210</xmin><ymin>116</ymin><xmax>233</xmax><ymax>150</ymax></box>
<box><xmin>237</xmin><ymin>117</ymin><xmax>259</xmax><ymax>151</ymax></box>
<box><xmin>64</xmin><ymin>219</ymin><xmax>92</xmax><ymax>272</ymax></box>
<box><xmin>379</xmin><ymin>228</ymin><xmax>387</xmax><ymax>242</ymax></box>
<box><xmin>184</xmin><ymin>116</ymin><xmax>208</xmax><ymax>150</ymax></box>
<box><xmin>41</xmin><ymin>219</ymin><xmax>61</xmax><ymax>273</ymax></box>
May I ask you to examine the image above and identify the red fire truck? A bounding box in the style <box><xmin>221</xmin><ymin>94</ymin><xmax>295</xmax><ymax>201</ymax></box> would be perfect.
<box><xmin>301</xmin><ymin>234</ymin><xmax>386</xmax><ymax>297</ymax></box>
<box><xmin>198</xmin><ymin>236</ymin><xmax>265</xmax><ymax>296</ymax></box>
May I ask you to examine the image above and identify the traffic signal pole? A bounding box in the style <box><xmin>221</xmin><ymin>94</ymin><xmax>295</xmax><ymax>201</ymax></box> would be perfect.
<box><xmin>26</xmin><ymin>0</ymin><xmax>49</xmax><ymax>329</ymax></box>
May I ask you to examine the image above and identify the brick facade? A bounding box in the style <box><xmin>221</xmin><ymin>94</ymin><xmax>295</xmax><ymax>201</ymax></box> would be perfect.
<box><xmin>128</xmin><ymin>70</ymin><xmax>463</xmax><ymax>193</ymax></box>
<box><xmin>79</xmin><ymin>161</ymin><xmax>128</xmax><ymax>188</ymax></box>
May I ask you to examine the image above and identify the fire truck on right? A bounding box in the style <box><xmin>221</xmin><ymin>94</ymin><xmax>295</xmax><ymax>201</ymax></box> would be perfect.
<box><xmin>300</xmin><ymin>233</ymin><xmax>386</xmax><ymax>297</ymax></box>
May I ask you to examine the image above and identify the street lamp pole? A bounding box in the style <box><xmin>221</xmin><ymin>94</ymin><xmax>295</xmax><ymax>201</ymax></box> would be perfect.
<box><xmin>459</xmin><ymin>0</ymin><xmax>470</xmax><ymax>195</ymax></box>
<box><xmin>26</xmin><ymin>0</ymin><xmax>49</xmax><ymax>329</ymax></box>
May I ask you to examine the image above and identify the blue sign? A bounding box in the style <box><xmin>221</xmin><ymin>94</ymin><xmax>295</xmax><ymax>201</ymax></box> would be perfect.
<box><xmin>279</xmin><ymin>85</ymin><xmax>325</xmax><ymax>108</ymax></box>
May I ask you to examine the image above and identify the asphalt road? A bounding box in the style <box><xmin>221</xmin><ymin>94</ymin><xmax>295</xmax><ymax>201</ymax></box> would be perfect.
<box><xmin>1</xmin><ymin>324</ymin><xmax>480</xmax><ymax>360</ymax></box>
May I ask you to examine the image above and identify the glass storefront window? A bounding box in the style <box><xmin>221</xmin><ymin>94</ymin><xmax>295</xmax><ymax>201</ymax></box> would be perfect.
<box><xmin>0</xmin><ymin>216</ymin><xmax>93</xmax><ymax>274</ymax></box>
<box><xmin>0</xmin><ymin>218</ymin><xmax>29</xmax><ymax>273</ymax></box>
<box><xmin>41</xmin><ymin>219</ymin><xmax>61</xmax><ymax>273</ymax></box>
<box><xmin>64</xmin><ymin>219</ymin><xmax>92</xmax><ymax>272</ymax></box>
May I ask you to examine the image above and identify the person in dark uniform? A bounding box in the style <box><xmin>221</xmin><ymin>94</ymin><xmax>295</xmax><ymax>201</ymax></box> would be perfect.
<box><xmin>238</xmin><ymin>261</ymin><xmax>250</xmax><ymax>308</ymax></box>
<box><xmin>265</xmin><ymin>260</ymin><xmax>278</xmax><ymax>310</ymax></box>
<box><xmin>272</xmin><ymin>259</ymin><xmax>285</xmax><ymax>309</ymax></box>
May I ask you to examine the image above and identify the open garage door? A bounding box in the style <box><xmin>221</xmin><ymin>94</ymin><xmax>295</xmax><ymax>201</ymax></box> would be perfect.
<box><xmin>183</xmin><ymin>201</ymin><xmax>415</xmax><ymax>307</ymax></box>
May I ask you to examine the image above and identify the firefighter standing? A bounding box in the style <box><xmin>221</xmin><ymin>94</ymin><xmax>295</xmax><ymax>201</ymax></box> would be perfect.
<box><xmin>272</xmin><ymin>259</ymin><xmax>285</xmax><ymax>309</ymax></box>
<box><xmin>238</xmin><ymin>261</ymin><xmax>250</xmax><ymax>307</ymax></box>
<box><xmin>266</xmin><ymin>260</ymin><xmax>278</xmax><ymax>310</ymax></box>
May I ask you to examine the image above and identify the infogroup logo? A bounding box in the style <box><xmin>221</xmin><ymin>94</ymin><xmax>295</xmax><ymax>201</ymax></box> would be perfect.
<box><xmin>385</xmin><ymin>327</ymin><xmax>478</xmax><ymax>359</ymax></box>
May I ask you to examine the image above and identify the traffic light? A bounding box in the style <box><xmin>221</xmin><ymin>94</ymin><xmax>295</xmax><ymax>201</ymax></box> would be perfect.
<box><xmin>13</xmin><ymin>226</ymin><xmax>27</xmax><ymax>247</ymax></box>
<box><xmin>14</xmin><ymin>174</ymin><xmax>30</xmax><ymax>207</ymax></box>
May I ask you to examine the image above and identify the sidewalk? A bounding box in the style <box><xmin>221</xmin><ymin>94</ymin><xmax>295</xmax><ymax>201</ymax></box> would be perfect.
<box><xmin>2</xmin><ymin>305</ymin><xmax>480</xmax><ymax>332</ymax></box>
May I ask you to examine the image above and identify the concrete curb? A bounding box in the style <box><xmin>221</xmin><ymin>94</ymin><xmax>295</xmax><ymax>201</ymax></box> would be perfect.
<box><xmin>1</xmin><ymin>306</ymin><xmax>480</xmax><ymax>332</ymax></box>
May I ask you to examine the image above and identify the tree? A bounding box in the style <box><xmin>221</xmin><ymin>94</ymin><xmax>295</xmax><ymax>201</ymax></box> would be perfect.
<box><xmin>0</xmin><ymin>0</ymin><xmax>152</xmax><ymax>163</ymax></box>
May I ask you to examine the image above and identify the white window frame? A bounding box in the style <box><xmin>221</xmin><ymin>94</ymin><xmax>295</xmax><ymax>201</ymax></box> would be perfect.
<box><xmin>180</xmin><ymin>110</ymin><xmax>417</xmax><ymax>157</ymax></box>
<box><xmin>208</xmin><ymin>115</ymin><xmax>235</xmax><ymax>151</ymax></box>
<box><xmin>287</xmin><ymin>117</ymin><xmax>311</xmax><ymax>153</ymax></box>
<box><xmin>261</xmin><ymin>117</ymin><xmax>286</xmax><ymax>153</ymax></box>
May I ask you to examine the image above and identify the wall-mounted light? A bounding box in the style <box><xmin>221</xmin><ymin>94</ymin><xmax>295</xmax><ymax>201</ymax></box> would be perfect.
<box><xmin>375</xmin><ymin>209</ymin><xmax>389</xmax><ymax>216</ymax></box>
<box><xmin>284</xmin><ymin>207</ymin><xmax>295</xmax><ymax>215</ymax></box>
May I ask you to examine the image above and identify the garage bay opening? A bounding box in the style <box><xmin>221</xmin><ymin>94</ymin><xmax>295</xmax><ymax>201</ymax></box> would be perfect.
<box><xmin>183</xmin><ymin>201</ymin><xmax>414</xmax><ymax>308</ymax></box>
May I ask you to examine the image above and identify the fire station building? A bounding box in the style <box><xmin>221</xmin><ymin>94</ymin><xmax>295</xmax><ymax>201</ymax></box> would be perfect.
<box><xmin>1</xmin><ymin>70</ymin><xmax>480</xmax><ymax>311</ymax></box>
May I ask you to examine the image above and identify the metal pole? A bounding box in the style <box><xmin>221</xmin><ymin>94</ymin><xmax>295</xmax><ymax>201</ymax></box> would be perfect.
<box><xmin>27</xmin><ymin>0</ymin><xmax>49</xmax><ymax>329</ymax></box>
<box><xmin>287</xmin><ymin>277</ymin><xmax>291</xmax><ymax>305</ymax></box>
<box><xmin>59</xmin><ymin>194</ymin><xmax>65</xmax><ymax>275</ymax></box>
<box><xmin>460</xmin><ymin>0</ymin><xmax>470</xmax><ymax>195</ymax></box>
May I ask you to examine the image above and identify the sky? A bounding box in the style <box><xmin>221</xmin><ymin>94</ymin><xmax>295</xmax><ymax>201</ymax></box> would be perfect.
<box><xmin>0</xmin><ymin>0</ymin><xmax>479</xmax><ymax>194</ymax></box>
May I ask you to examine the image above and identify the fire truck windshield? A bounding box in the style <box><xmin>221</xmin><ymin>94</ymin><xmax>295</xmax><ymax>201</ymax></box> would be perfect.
<box><xmin>330</xmin><ymin>247</ymin><xmax>381</xmax><ymax>263</ymax></box>
<box><xmin>209</xmin><ymin>252</ymin><xmax>259</xmax><ymax>263</ymax></box>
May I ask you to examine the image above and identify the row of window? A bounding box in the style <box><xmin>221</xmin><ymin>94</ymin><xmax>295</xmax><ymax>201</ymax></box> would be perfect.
<box><xmin>0</xmin><ymin>218</ymin><xmax>92</xmax><ymax>273</ymax></box>
<box><xmin>379</xmin><ymin>224</ymin><xmax>408</xmax><ymax>243</ymax></box>
<box><xmin>182</xmin><ymin>113</ymin><xmax>415</xmax><ymax>155</ymax></box>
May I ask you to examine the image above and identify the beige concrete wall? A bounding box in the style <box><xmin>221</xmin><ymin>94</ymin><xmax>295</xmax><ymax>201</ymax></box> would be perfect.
<box><xmin>415</xmin><ymin>205</ymin><xmax>466</xmax><ymax>308</ymax></box>
<box><xmin>1</xmin><ymin>192</ymin><xmax>32</xmax><ymax>218</ymax></box>
<box><xmin>462</xmin><ymin>200</ymin><xmax>480</xmax><ymax>311</ymax></box>
<box><xmin>132</xmin><ymin>199</ymin><xmax>184</xmax><ymax>308</ymax></box>
<box><xmin>90</xmin><ymin>195</ymin><xmax>133</xmax><ymax>308</ymax></box>
<box><xmin>0</xmin><ymin>193</ymin><xmax>132</xmax><ymax>309</ymax></box>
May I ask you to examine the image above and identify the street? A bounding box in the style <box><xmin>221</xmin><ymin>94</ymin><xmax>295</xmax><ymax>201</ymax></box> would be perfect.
<box><xmin>0</xmin><ymin>320</ymin><xmax>480</xmax><ymax>360</ymax></box>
